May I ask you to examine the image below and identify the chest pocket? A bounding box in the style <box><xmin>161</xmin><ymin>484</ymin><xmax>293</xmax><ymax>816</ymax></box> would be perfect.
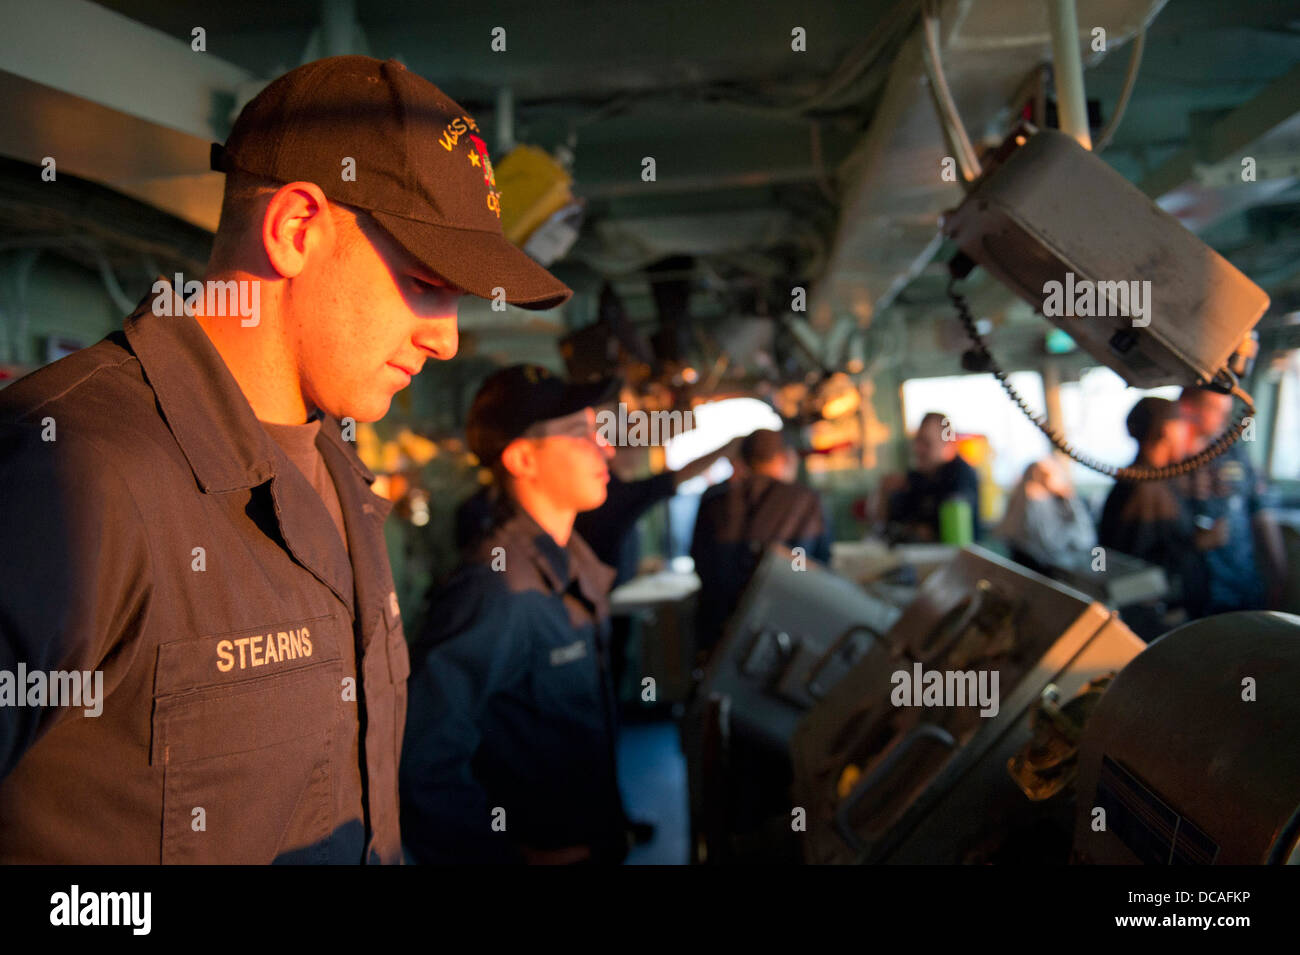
<box><xmin>150</xmin><ymin>614</ymin><xmax>347</xmax><ymax>864</ymax></box>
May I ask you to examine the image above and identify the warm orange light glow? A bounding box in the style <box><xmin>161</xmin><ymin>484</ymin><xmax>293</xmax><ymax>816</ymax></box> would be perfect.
<box><xmin>956</xmin><ymin>434</ymin><xmax>988</xmax><ymax>466</ymax></box>
<box><xmin>821</xmin><ymin>389</ymin><xmax>861</xmax><ymax>420</ymax></box>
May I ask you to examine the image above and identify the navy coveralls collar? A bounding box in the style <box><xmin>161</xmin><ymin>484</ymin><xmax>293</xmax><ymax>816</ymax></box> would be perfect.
<box><xmin>123</xmin><ymin>282</ymin><xmax>372</xmax><ymax>492</ymax></box>
<box><xmin>121</xmin><ymin>283</ymin><xmax>392</xmax><ymax>622</ymax></box>
<box><xmin>495</xmin><ymin>505</ymin><xmax>615</xmax><ymax>607</ymax></box>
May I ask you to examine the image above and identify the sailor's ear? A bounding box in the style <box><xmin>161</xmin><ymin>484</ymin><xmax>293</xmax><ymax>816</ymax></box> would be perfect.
<box><xmin>499</xmin><ymin>438</ymin><xmax>537</xmax><ymax>482</ymax></box>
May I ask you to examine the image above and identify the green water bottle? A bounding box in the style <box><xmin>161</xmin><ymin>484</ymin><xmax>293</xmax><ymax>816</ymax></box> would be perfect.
<box><xmin>939</xmin><ymin>495</ymin><xmax>974</xmax><ymax>546</ymax></box>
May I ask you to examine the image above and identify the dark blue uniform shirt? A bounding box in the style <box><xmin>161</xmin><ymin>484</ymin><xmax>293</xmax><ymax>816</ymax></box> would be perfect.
<box><xmin>575</xmin><ymin>472</ymin><xmax>678</xmax><ymax>586</ymax></box>
<box><xmin>1184</xmin><ymin>444</ymin><xmax>1271</xmax><ymax>615</ymax></box>
<box><xmin>401</xmin><ymin>505</ymin><xmax>625</xmax><ymax>863</ymax></box>
<box><xmin>886</xmin><ymin>455</ymin><xmax>982</xmax><ymax>543</ymax></box>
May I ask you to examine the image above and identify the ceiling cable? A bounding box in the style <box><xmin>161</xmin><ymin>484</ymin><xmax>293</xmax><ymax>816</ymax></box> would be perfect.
<box><xmin>920</xmin><ymin>0</ymin><xmax>981</xmax><ymax>182</ymax></box>
<box><xmin>948</xmin><ymin>276</ymin><xmax>1252</xmax><ymax>481</ymax></box>
<box><xmin>1093</xmin><ymin>27</ymin><xmax>1147</xmax><ymax>153</ymax></box>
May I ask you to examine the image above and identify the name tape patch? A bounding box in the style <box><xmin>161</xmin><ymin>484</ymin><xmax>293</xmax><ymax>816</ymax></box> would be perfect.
<box><xmin>216</xmin><ymin>627</ymin><xmax>313</xmax><ymax>673</ymax></box>
<box><xmin>549</xmin><ymin>640</ymin><xmax>587</xmax><ymax>667</ymax></box>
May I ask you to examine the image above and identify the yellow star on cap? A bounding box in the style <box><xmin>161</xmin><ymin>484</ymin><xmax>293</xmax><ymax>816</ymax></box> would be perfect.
<box><xmin>468</xmin><ymin>151</ymin><xmax>481</xmax><ymax>168</ymax></box>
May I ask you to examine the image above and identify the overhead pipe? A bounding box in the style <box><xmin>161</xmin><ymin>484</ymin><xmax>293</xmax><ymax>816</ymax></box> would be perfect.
<box><xmin>1046</xmin><ymin>0</ymin><xmax>1093</xmax><ymax>149</ymax></box>
<box><xmin>496</xmin><ymin>86</ymin><xmax>515</xmax><ymax>154</ymax></box>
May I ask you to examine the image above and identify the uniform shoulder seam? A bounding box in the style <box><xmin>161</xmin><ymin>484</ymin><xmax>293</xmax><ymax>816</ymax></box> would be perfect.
<box><xmin>75</xmin><ymin>430</ymin><xmax>159</xmax><ymax>659</ymax></box>
<box><xmin>17</xmin><ymin>352</ymin><xmax>139</xmax><ymax>418</ymax></box>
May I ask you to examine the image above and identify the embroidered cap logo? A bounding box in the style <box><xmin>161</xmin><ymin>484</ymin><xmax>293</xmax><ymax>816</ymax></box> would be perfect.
<box><xmin>468</xmin><ymin>134</ymin><xmax>502</xmax><ymax>217</ymax></box>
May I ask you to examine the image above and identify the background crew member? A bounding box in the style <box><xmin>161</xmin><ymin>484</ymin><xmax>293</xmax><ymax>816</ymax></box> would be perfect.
<box><xmin>0</xmin><ymin>56</ymin><xmax>571</xmax><ymax>863</ymax></box>
<box><xmin>573</xmin><ymin>437</ymin><xmax>744</xmax><ymax>700</ymax></box>
<box><xmin>689</xmin><ymin>428</ymin><xmax>832</xmax><ymax>656</ymax></box>
<box><xmin>453</xmin><ymin>432</ymin><xmax>743</xmax><ymax>699</ymax></box>
<box><xmin>455</xmin><ymin>436</ymin><xmax>739</xmax><ymax>579</ymax></box>
<box><xmin>1098</xmin><ymin>397</ymin><xmax>1217</xmax><ymax>640</ymax></box>
<box><xmin>996</xmin><ymin>456</ymin><xmax>1097</xmax><ymax>573</ymax></box>
<box><xmin>401</xmin><ymin>365</ymin><xmax>631</xmax><ymax>864</ymax></box>
<box><xmin>883</xmin><ymin>411</ymin><xmax>982</xmax><ymax>543</ymax></box>
<box><xmin>575</xmin><ymin>438</ymin><xmax>743</xmax><ymax>588</ymax></box>
<box><xmin>1177</xmin><ymin>387</ymin><xmax>1287</xmax><ymax>613</ymax></box>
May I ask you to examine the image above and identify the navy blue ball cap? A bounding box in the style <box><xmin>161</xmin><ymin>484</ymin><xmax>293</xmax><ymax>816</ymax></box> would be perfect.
<box><xmin>466</xmin><ymin>364</ymin><xmax>620</xmax><ymax>463</ymax></box>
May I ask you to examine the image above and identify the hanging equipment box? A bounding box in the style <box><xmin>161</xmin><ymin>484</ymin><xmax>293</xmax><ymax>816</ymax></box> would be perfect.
<box><xmin>942</xmin><ymin>128</ymin><xmax>1269</xmax><ymax>390</ymax></box>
